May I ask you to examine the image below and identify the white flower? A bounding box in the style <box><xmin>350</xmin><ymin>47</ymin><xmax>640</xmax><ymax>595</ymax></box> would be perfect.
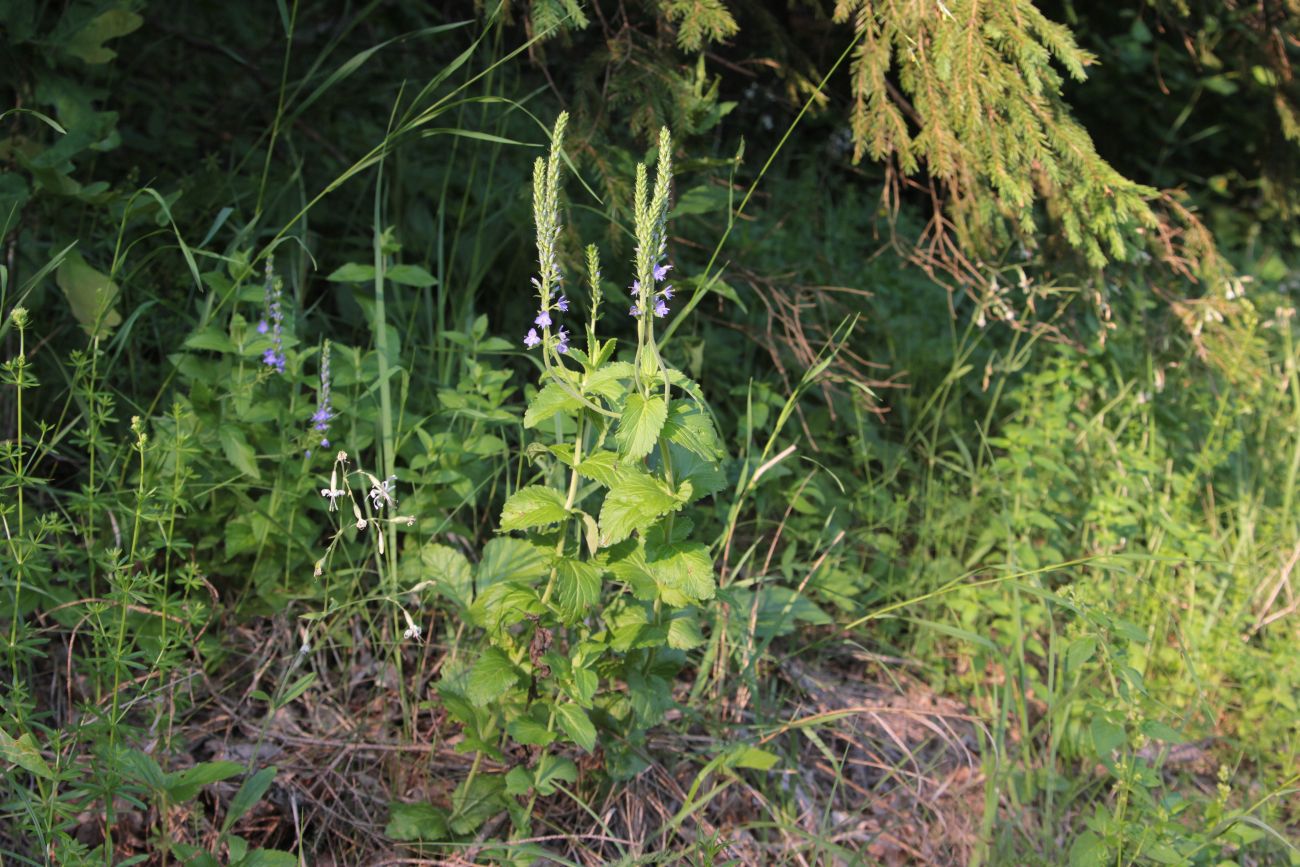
<box><xmin>403</xmin><ymin>624</ymin><xmax>422</xmax><ymax>641</ymax></box>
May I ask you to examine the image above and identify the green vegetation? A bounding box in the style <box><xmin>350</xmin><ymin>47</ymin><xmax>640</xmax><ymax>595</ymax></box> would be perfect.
<box><xmin>2</xmin><ymin>1</ymin><xmax>1298</xmax><ymax>864</ymax></box>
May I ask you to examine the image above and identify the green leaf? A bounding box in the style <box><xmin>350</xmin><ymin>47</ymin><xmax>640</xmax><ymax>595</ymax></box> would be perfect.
<box><xmin>449</xmin><ymin>773</ymin><xmax>505</xmax><ymax>835</ymax></box>
<box><xmin>0</xmin><ymin>728</ymin><xmax>54</xmax><ymax>780</ymax></box>
<box><xmin>56</xmin><ymin>250</ymin><xmax>121</xmax><ymax>338</ymax></box>
<box><xmin>466</xmin><ymin>647</ymin><xmax>522</xmax><ymax>706</ymax></box>
<box><xmin>525</xmin><ymin>381</ymin><xmax>582</xmax><ymax>428</ymax></box>
<box><xmin>64</xmin><ymin>9</ymin><xmax>144</xmax><ymax>64</ymax></box>
<box><xmin>556</xmin><ymin>558</ymin><xmax>601</xmax><ymax>619</ymax></box>
<box><xmin>575</xmin><ymin>450</ymin><xmax>620</xmax><ymax>488</ymax></box>
<box><xmin>1090</xmin><ymin>716</ymin><xmax>1126</xmax><ymax>757</ymax></box>
<box><xmin>183</xmin><ymin>327</ymin><xmax>237</xmax><ymax>354</ymax></box>
<box><xmin>532</xmin><ymin>754</ymin><xmax>577</xmax><ymax>796</ymax></box>
<box><xmin>598</xmin><ymin>469</ymin><xmax>682</xmax><ymax>547</ymax></box>
<box><xmin>233</xmin><ymin>850</ymin><xmax>297</xmax><ymax>867</ymax></box>
<box><xmin>476</xmin><ymin>537</ymin><xmax>549</xmax><ymax>588</ymax></box>
<box><xmin>326</xmin><ymin>262</ymin><xmax>376</xmax><ymax>282</ymax></box>
<box><xmin>647</xmin><ymin>542</ymin><xmax>716</xmax><ymax>605</ymax></box>
<box><xmin>405</xmin><ymin>543</ymin><xmax>473</xmax><ymax>609</ymax></box>
<box><xmin>386</xmin><ymin>264</ymin><xmax>437</xmax><ymax>287</ymax></box>
<box><xmin>662</xmin><ymin>402</ymin><xmax>723</xmax><ymax>459</ymax></box>
<box><xmin>379</xmin><ymin>800</ymin><xmax>447</xmax><ymax>842</ymax></box>
<box><xmin>1068</xmin><ymin>830</ymin><xmax>1106</xmax><ymax>867</ymax></box>
<box><xmin>616</xmin><ymin>393</ymin><xmax>668</xmax><ymax>461</ymax></box>
<box><xmin>1066</xmin><ymin>636</ymin><xmax>1097</xmax><ymax>674</ymax></box>
<box><xmin>667</xmin><ymin>614</ymin><xmax>706</xmax><ymax>650</ymax></box>
<box><xmin>222</xmin><ymin>766</ymin><xmax>277</xmax><ymax>834</ymax></box>
<box><xmin>555</xmin><ymin>703</ymin><xmax>597</xmax><ymax>752</ymax></box>
<box><xmin>500</xmin><ymin>485</ymin><xmax>568</xmax><ymax>532</ymax></box>
<box><xmin>669</xmin><ymin>184</ymin><xmax>731</xmax><ymax>218</ymax></box>
<box><xmin>722</xmin><ymin>744</ymin><xmax>780</xmax><ymax>770</ymax></box>
<box><xmin>506</xmin><ymin>716</ymin><xmax>555</xmax><ymax>747</ymax></box>
<box><xmin>165</xmin><ymin>760</ymin><xmax>242</xmax><ymax>802</ymax></box>
<box><xmin>218</xmin><ymin>425</ymin><xmax>261</xmax><ymax>480</ymax></box>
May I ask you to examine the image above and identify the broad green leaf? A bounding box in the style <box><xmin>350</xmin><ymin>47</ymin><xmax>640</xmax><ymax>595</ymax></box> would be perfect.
<box><xmin>500</xmin><ymin>485</ymin><xmax>568</xmax><ymax>532</ymax></box>
<box><xmin>504</xmin><ymin>766</ymin><xmax>533</xmax><ymax>796</ymax></box>
<box><xmin>218</xmin><ymin>425</ymin><xmax>261</xmax><ymax>480</ymax></box>
<box><xmin>233</xmin><ymin>850</ymin><xmax>297</xmax><ymax>867</ymax></box>
<box><xmin>585</xmin><ymin>362</ymin><xmax>635</xmax><ymax>400</ymax></box>
<box><xmin>406</xmin><ymin>543</ymin><xmax>473</xmax><ymax>608</ymax></box>
<box><xmin>470</xmin><ymin>582</ymin><xmax>544</xmax><ymax>633</ymax></box>
<box><xmin>616</xmin><ymin>393</ymin><xmax>668</xmax><ymax>461</ymax></box>
<box><xmin>556</xmin><ymin>558</ymin><xmax>601</xmax><ymax>619</ymax></box>
<box><xmin>722</xmin><ymin>744</ymin><xmax>780</xmax><ymax>770</ymax></box>
<box><xmin>165</xmin><ymin>760</ymin><xmax>242</xmax><ymax>802</ymax></box>
<box><xmin>64</xmin><ymin>9</ymin><xmax>143</xmax><ymax>64</ymax></box>
<box><xmin>0</xmin><ymin>728</ymin><xmax>54</xmax><ymax>780</ymax></box>
<box><xmin>598</xmin><ymin>470</ymin><xmax>682</xmax><ymax>547</ymax></box>
<box><xmin>667</xmin><ymin>614</ymin><xmax>705</xmax><ymax>650</ymax></box>
<box><xmin>524</xmin><ymin>381</ymin><xmax>582</xmax><ymax>428</ymax></box>
<box><xmin>386</xmin><ymin>264</ymin><xmax>436</xmax><ymax>287</ymax></box>
<box><xmin>466</xmin><ymin>647</ymin><xmax>522</xmax><ymax>706</ymax></box>
<box><xmin>476</xmin><ymin>537</ymin><xmax>549</xmax><ymax>588</ymax></box>
<box><xmin>222</xmin><ymin>766</ymin><xmax>277</xmax><ymax>834</ymax></box>
<box><xmin>555</xmin><ymin>703</ymin><xmax>597</xmax><ymax>752</ymax></box>
<box><xmin>665</xmin><ymin>446</ymin><xmax>726</xmax><ymax>501</ymax></box>
<box><xmin>575</xmin><ymin>450</ymin><xmax>620</xmax><ymax>488</ymax></box>
<box><xmin>56</xmin><ymin>250</ymin><xmax>121</xmax><ymax>338</ymax></box>
<box><xmin>449</xmin><ymin>773</ymin><xmax>505</xmax><ymax>835</ymax></box>
<box><xmin>1090</xmin><ymin>716</ymin><xmax>1126</xmax><ymax>757</ymax></box>
<box><xmin>532</xmin><ymin>754</ymin><xmax>577</xmax><ymax>796</ymax></box>
<box><xmin>183</xmin><ymin>327</ymin><xmax>237</xmax><ymax>354</ymax></box>
<box><xmin>326</xmin><ymin>262</ymin><xmax>375</xmax><ymax>282</ymax></box>
<box><xmin>662</xmin><ymin>402</ymin><xmax>723</xmax><ymax>459</ymax></box>
<box><xmin>506</xmin><ymin>716</ymin><xmax>555</xmax><ymax>747</ymax></box>
<box><xmin>647</xmin><ymin>542</ymin><xmax>716</xmax><ymax>606</ymax></box>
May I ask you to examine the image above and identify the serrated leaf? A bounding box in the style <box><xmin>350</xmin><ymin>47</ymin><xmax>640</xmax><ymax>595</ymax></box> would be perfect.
<box><xmin>555</xmin><ymin>703</ymin><xmax>597</xmax><ymax>752</ymax></box>
<box><xmin>476</xmin><ymin>537</ymin><xmax>549</xmax><ymax>588</ymax></box>
<box><xmin>598</xmin><ymin>470</ymin><xmax>682</xmax><ymax>547</ymax></box>
<box><xmin>449</xmin><ymin>773</ymin><xmax>505</xmax><ymax>835</ymax></box>
<box><xmin>532</xmin><ymin>754</ymin><xmax>577</xmax><ymax>796</ymax></box>
<box><xmin>524</xmin><ymin>381</ymin><xmax>582</xmax><ymax>428</ymax></box>
<box><xmin>218</xmin><ymin>425</ymin><xmax>261</xmax><ymax>480</ymax></box>
<box><xmin>575</xmin><ymin>450</ymin><xmax>620</xmax><ymax>487</ymax></box>
<box><xmin>647</xmin><ymin>542</ymin><xmax>716</xmax><ymax>605</ymax></box>
<box><xmin>667</xmin><ymin>614</ymin><xmax>705</xmax><ymax>650</ymax></box>
<box><xmin>556</xmin><ymin>558</ymin><xmax>601</xmax><ymax>619</ymax></box>
<box><xmin>616</xmin><ymin>393</ymin><xmax>668</xmax><ymax>461</ymax></box>
<box><xmin>183</xmin><ymin>327</ymin><xmax>236</xmax><ymax>354</ymax></box>
<box><xmin>506</xmin><ymin>716</ymin><xmax>555</xmax><ymax>747</ymax></box>
<box><xmin>585</xmin><ymin>362</ymin><xmax>635</xmax><ymax>400</ymax></box>
<box><xmin>406</xmin><ymin>543</ymin><xmax>473</xmax><ymax>609</ymax></box>
<box><xmin>662</xmin><ymin>402</ymin><xmax>723</xmax><ymax>459</ymax></box>
<box><xmin>500</xmin><ymin>485</ymin><xmax>568</xmax><ymax>532</ymax></box>
<box><xmin>385</xmin><ymin>801</ymin><xmax>449</xmax><ymax>842</ymax></box>
<box><xmin>1090</xmin><ymin>716</ymin><xmax>1126</xmax><ymax>757</ymax></box>
<box><xmin>466</xmin><ymin>647</ymin><xmax>522</xmax><ymax>706</ymax></box>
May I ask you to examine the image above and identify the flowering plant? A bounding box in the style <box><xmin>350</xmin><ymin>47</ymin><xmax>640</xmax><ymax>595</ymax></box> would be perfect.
<box><xmin>438</xmin><ymin>113</ymin><xmax>726</xmax><ymax>821</ymax></box>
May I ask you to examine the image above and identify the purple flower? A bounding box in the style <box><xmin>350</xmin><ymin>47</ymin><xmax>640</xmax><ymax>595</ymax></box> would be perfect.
<box><xmin>653</xmin><ymin>263</ymin><xmax>672</xmax><ymax>282</ymax></box>
<box><xmin>524</xmin><ymin>328</ymin><xmax>541</xmax><ymax>348</ymax></box>
<box><xmin>556</xmin><ymin>327</ymin><xmax>570</xmax><ymax>354</ymax></box>
<box><xmin>556</xmin><ymin>295</ymin><xmax>569</xmax><ymax>312</ymax></box>
<box><xmin>653</xmin><ymin>298</ymin><xmax>669</xmax><ymax>318</ymax></box>
<box><xmin>660</xmin><ymin>284</ymin><xmax>674</xmax><ymax>300</ymax></box>
<box><xmin>630</xmin><ymin>304</ymin><xmax>642</xmax><ymax>317</ymax></box>
<box><xmin>260</xmin><ymin>263</ymin><xmax>286</xmax><ymax>374</ymax></box>
<box><xmin>307</xmin><ymin>342</ymin><xmax>333</xmax><ymax>451</ymax></box>
<box><xmin>535</xmin><ymin>309</ymin><xmax>552</xmax><ymax>328</ymax></box>
<box><xmin>631</xmin><ymin>279</ymin><xmax>641</xmax><ymax>293</ymax></box>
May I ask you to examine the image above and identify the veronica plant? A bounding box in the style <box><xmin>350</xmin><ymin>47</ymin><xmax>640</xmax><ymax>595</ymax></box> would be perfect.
<box><xmin>439</xmin><ymin>114</ymin><xmax>727</xmax><ymax>827</ymax></box>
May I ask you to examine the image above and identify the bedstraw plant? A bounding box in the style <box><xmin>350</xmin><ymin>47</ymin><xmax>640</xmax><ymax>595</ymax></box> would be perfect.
<box><xmin>435</xmin><ymin>114</ymin><xmax>727</xmax><ymax>834</ymax></box>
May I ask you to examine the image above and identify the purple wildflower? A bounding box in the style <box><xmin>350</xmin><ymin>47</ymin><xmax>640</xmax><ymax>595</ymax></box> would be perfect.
<box><xmin>631</xmin><ymin>279</ymin><xmax>641</xmax><ymax>293</ymax></box>
<box><xmin>630</xmin><ymin>304</ymin><xmax>642</xmax><ymax>317</ymax></box>
<box><xmin>653</xmin><ymin>298</ymin><xmax>669</xmax><ymax>318</ymax></box>
<box><xmin>535</xmin><ymin>309</ymin><xmax>552</xmax><ymax>328</ymax></box>
<box><xmin>556</xmin><ymin>295</ymin><xmax>569</xmax><ymax>312</ymax></box>
<box><xmin>660</xmin><ymin>284</ymin><xmax>674</xmax><ymax>300</ymax></box>
<box><xmin>260</xmin><ymin>263</ymin><xmax>286</xmax><ymax>374</ymax></box>
<box><xmin>653</xmin><ymin>263</ymin><xmax>672</xmax><ymax>282</ymax></box>
<box><xmin>524</xmin><ymin>328</ymin><xmax>541</xmax><ymax>348</ymax></box>
<box><xmin>310</xmin><ymin>341</ymin><xmax>333</xmax><ymax>449</ymax></box>
<box><xmin>556</xmin><ymin>327</ymin><xmax>570</xmax><ymax>354</ymax></box>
